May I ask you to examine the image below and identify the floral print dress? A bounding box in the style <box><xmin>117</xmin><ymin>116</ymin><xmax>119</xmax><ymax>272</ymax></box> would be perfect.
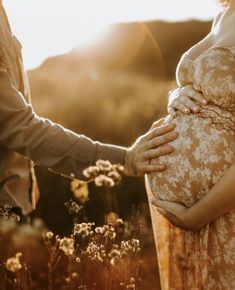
<box><xmin>146</xmin><ymin>46</ymin><xmax>235</xmax><ymax>290</ymax></box>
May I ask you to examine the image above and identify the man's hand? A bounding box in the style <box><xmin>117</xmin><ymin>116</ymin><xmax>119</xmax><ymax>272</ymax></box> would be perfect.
<box><xmin>124</xmin><ymin>119</ymin><xmax>178</xmax><ymax>177</ymax></box>
<box><xmin>150</xmin><ymin>197</ymin><xmax>200</xmax><ymax>231</ymax></box>
<box><xmin>168</xmin><ymin>85</ymin><xmax>207</xmax><ymax>116</ymax></box>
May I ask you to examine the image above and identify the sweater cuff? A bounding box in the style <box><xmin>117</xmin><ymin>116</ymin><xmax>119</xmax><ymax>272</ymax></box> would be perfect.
<box><xmin>95</xmin><ymin>142</ymin><xmax>127</xmax><ymax>165</ymax></box>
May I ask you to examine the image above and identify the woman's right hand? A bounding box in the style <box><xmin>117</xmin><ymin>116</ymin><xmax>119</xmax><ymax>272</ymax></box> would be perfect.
<box><xmin>168</xmin><ymin>84</ymin><xmax>208</xmax><ymax>116</ymax></box>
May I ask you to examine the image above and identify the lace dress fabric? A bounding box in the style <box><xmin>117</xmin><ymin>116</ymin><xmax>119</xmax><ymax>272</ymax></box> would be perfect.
<box><xmin>146</xmin><ymin>46</ymin><xmax>235</xmax><ymax>290</ymax></box>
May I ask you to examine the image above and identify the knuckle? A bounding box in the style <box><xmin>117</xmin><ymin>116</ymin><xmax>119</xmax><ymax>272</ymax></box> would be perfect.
<box><xmin>173</xmin><ymin>99</ymin><xmax>179</xmax><ymax>106</ymax></box>
<box><xmin>148</xmin><ymin>139</ymin><xmax>154</xmax><ymax>147</ymax></box>
<box><xmin>144</xmin><ymin>151</ymin><xmax>150</xmax><ymax>159</ymax></box>
<box><xmin>174</xmin><ymin>100</ymin><xmax>180</xmax><ymax>108</ymax></box>
<box><xmin>153</xmin><ymin>120</ymin><xmax>160</xmax><ymax>127</ymax></box>
<box><xmin>152</xmin><ymin>137</ymin><xmax>160</xmax><ymax>146</ymax></box>
<box><xmin>187</xmin><ymin>100</ymin><xmax>195</xmax><ymax>108</ymax></box>
<box><xmin>158</xmin><ymin>147</ymin><xmax>164</xmax><ymax>154</ymax></box>
<box><xmin>164</xmin><ymin>134</ymin><xmax>172</xmax><ymax>141</ymax></box>
<box><xmin>181</xmin><ymin>95</ymin><xmax>188</xmax><ymax>102</ymax></box>
<box><xmin>140</xmin><ymin>135</ymin><xmax>147</xmax><ymax>143</ymax></box>
<box><xmin>178</xmin><ymin>103</ymin><xmax>185</xmax><ymax>111</ymax></box>
<box><xmin>167</xmin><ymin>132</ymin><xmax>177</xmax><ymax>140</ymax></box>
<box><xmin>161</xmin><ymin>144</ymin><xmax>173</xmax><ymax>153</ymax></box>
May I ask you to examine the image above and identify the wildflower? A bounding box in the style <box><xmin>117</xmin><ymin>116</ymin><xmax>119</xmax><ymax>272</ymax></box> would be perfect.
<box><xmin>95</xmin><ymin>175</ymin><xmax>115</xmax><ymax>187</ymax></box>
<box><xmin>71</xmin><ymin>180</ymin><xmax>89</xmax><ymax>204</ymax></box>
<box><xmin>78</xmin><ymin>285</ymin><xmax>87</xmax><ymax>290</ymax></box>
<box><xmin>116</xmin><ymin>218</ymin><xmax>124</xmax><ymax>226</ymax></box>
<box><xmin>0</xmin><ymin>204</ymin><xmax>20</xmax><ymax>223</ymax></box>
<box><xmin>120</xmin><ymin>239</ymin><xmax>140</xmax><ymax>256</ymax></box>
<box><xmin>83</xmin><ymin>166</ymin><xmax>100</xmax><ymax>179</ymax></box>
<box><xmin>131</xmin><ymin>239</ymin><xmax>141</xmax><ymax>252</ymax></box>
<box><xmin>107</xmin><ymin>170</ymin><xmax>122</xmax><ymax>183</ymax></box>
<box><xmin>95</xmin><ymin>225</ymin><xmax>116</xmax><ymax>240</ymax></box>
<box><xmin>6</xmin><ymin>252</ymin><xmax>22</xmax><ymax>273</ymax></box>
<box><xmin>45</xmin><ymin>231</ymin><xmax>53</xmax><ymax>240</ymax></box>
<box><xmin>73</xmin><ymin>222</ymin><xmax>94</xmax><ymax>238</ymax></box>
<box><xmin>59</xmin><ymin>237</ymin><xmax>75</xmax><ymax>256</ymax></box>
<box><xmin>65</xmin><ymin>199</ymin><xmax>83</xmax><ymax>215</ymax></box>
<box><xmin>109</xmin><ymin>248</ymin><xmax>122</xmax><ymax>266</ymax></box>
<box><xmin>94</xmin><ymin>227</ymin><xmax>104</xmax><ymax>234</ymax></box>
<box><xmin>74</xmin><ymin>187</ymin><xmax>89</xmax><ymax>204</ymax></box>
<box><xmin>112</xmin><ymin>164</ymin><xmax>124</xmax><ymax>173</ymax></box>
<box><xmin>71</xmin><ymin>272</ymin><xmax>79</xmax><ymax>279</ymax></box>
<box><xmin>96</xmin><ymin>160</ymin><xmax>113</xmax><ymax>172</ymax></box>
<box><xmin>85</xmin><ymin>242</ymin><xmax>106</xmax><ymax>263</ymax></box>
<box><xmin>126</xmin><ymin>277</ymin><xmax>136</xmax><ymax>289</ymax></box>
<box><xmin>105</xmin><ymin>212</ymin><xmax>119</xmax><ymax>225</ymax></box>
<box><xmin>70</xmin><ymin>173</ymin><xmax>75</xmax><ymax>178</ymax></box>
<box><xmin>82</xmin><ymin>160</ymin><xmax>124</xmax><ymax>188</ymax></box>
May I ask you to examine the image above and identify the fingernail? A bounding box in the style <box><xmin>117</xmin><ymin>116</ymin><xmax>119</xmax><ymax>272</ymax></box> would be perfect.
<box><xmin>171</xmin><ymin>132</ymin><xmax>178</xmax><ymax>138</ymax></box>
<box><xmin>203</xmin><ymin>100</ymin><xmax>208</xmax><ymax>105</ymax></box>
<box><xmin>184</xmin><ymin>109</ymin><xmax>190</xmax><ymax>114</ymax></box>
<box><xmin>159</xmin><ymin>164</ymin><xmax>166</xmax><ymax>170</ymax></box>
<box><xmin>193</xmin><ymin>107</ymin><xmax>199</xmax><ymax>112</ymax></box>
<box><xmin>169</xmin><ymin>123</ymin><xmax>176</xmax><ymax>129</ymax></box>
<box><xmin>168</xmin><ymin>146</ymin><xmax>174</xmax><ymax>152</ymax></box>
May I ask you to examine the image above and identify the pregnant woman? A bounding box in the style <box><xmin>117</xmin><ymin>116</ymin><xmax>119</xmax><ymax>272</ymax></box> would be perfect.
<box><xmin>146</xmin><ymin>1</ymin><xmax>235</xmax><ymax>289</ymax></box>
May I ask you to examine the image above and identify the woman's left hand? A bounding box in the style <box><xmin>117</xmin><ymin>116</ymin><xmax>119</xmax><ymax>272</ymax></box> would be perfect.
<box><xmin>150</xmin><ymin>198</ymin><xmax>199</xmax><ymax>231</ymax></box>
<box><xmin>168</xmin><ymin>85</ymin><xmax>207</xmax><ymax>116</ymax></box>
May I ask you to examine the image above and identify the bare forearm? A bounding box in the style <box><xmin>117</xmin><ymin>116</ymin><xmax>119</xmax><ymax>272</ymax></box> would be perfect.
<box><xmin>186</xmin><ymin>163</ymin><xmax>235</xmax><ymax>228</ymax></box>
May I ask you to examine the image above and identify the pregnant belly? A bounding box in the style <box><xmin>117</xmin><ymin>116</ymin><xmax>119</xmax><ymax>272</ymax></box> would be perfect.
<box><xmin>146</xmin><ymin>112</ymin><xmax>235</xmax><ymax>207</ymax></box>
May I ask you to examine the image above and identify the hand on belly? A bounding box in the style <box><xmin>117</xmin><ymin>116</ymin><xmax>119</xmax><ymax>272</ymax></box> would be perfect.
<box><xmin>147</xmin><ymin>113</ymin><xmax>235</xmax><ymax>207</ymax></box>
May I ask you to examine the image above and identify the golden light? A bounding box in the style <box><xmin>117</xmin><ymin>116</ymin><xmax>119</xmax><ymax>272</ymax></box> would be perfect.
<box><xmin>4</xmin><ymin>0</ymin><xmax>220</xmax><ymax>69</ymax></box>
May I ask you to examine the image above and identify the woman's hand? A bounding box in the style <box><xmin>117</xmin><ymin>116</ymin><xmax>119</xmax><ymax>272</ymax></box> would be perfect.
<box><xmin>151</xmin><ymin>163</ymin><xmax>235</xmax><ymax>231</ymax></box>
<box><xmin>124</xmin><ymin>119</ymin><xmax>178</xmax><ymax>177</ymax></box>
<box><xmin>150</xmin><ymin>198</ymin><xmax>200</xmax><ymax>231</ymax></box>
<box><xmin>168</xmin><ymin>84</ymin><xmax>208</xmax><ymax>116</ymax></box>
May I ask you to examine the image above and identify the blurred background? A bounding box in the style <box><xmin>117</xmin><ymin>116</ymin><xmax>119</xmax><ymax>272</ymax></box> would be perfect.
<box><xmin>3</xmin><ymin>1</ymin><xmax>220</xmax><ymax>289</ymax></box>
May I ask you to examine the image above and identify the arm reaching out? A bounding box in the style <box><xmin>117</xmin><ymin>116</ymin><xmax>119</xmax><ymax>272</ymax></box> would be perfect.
<box><xmin>0</xmin><ymin>66</ymin><xmax>178</xmax><ymax>179</ymax></box>
<box><xmin>151</xmin><ymin>163</ymin><xmax>235</xmax><ymax>230</ymax></box>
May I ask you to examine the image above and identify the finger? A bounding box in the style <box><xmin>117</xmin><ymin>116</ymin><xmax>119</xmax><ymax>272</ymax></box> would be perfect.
<box><xmin>150</xmin><ymin>198</ymin><xmax>177</xmax><ymax>213</ymax></box>
<box><xmin>145</xmin><ymin>144</ymin><xmax>175</xmax><ymax>160</ymax></box>
<box><xmin>140</xmin><ymin>164</ymin><xmax>166</xmax><ymax>174</ymax></box>
<box><xmin>172</xmin><ymin>100</ymin><xmax>190</xmax><ymax>114</ymax></box>
<box><xmin>145</xmin><ymin>132</ymin><xmax>178</xmax><ymax>150</ymax></box>
<box><xmin>151</xmin><ymin>198</ymin><xmax>188</xmax><ymax>216</ymax></box>
<box><xmin>156</xmin><ymin>208</ymin><xmax>179</xmax><ymax>226</ymax></box>
<box><xmin>189</xmin><ymin>90</ymin><xmax>208</xmax><ymax>105</ymax></box>
<box><xmin>145</xmin><ymin>123</ymin><xmax>176</xmax><ymax>141</ymax></box>
<box><xmin>144</xmin><ymin>145</ymin><xmax>174</xmax><ymax>160</ymax></box>
<box><xmin>150</xmin><ymin>197</ymin><xmax>166</xmax><ymax>208</ymax></box>
<box><xmin>167</xmin><ymin>106</ymin><xmax>176</xmax><ymax>116</ymax></box>
<box><xmin>150</xmin><ymin>118</ymin><xmax>165</xmax><ymax>130</ymax></box>
<box><xmin>181</xmin><ymin>95</ymin><xmax>200</xmax><ymax>113</ymax></box>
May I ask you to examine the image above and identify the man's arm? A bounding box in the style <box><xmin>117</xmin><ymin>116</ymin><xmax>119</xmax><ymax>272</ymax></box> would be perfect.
<box><xmin>0</xmin><ymin>66</ymin><xmax>178</xmax><ymax>179</ymax></box>
<box><xmin>151</xmin><ymin>163</ymin><xmax>235</xmax><ymax>230</ymax></box>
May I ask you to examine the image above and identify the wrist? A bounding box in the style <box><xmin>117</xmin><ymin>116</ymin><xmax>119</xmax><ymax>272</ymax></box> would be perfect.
<box><xmin>183</xmin><ymin>207</ymin><xmax>205</xmax><ymax>231</ymax></box>
<box><xmin>123</xmin><ymin>147</ymin><xmax>134</xmax><ymax>176</ymax></box>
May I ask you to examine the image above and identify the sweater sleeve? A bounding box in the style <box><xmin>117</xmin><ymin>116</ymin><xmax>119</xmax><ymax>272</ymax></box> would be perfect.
<box><xmin>0</xmin><ymin>66</ymin><xmax>126</xmax><ymax>180</ymax></box>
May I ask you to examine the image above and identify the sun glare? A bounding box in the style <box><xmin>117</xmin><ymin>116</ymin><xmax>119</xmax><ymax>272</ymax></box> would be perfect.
<box><xmin>4</xmin><ymin>0</ymin><xmax>220</xmax><ymax>69</ymax></box>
